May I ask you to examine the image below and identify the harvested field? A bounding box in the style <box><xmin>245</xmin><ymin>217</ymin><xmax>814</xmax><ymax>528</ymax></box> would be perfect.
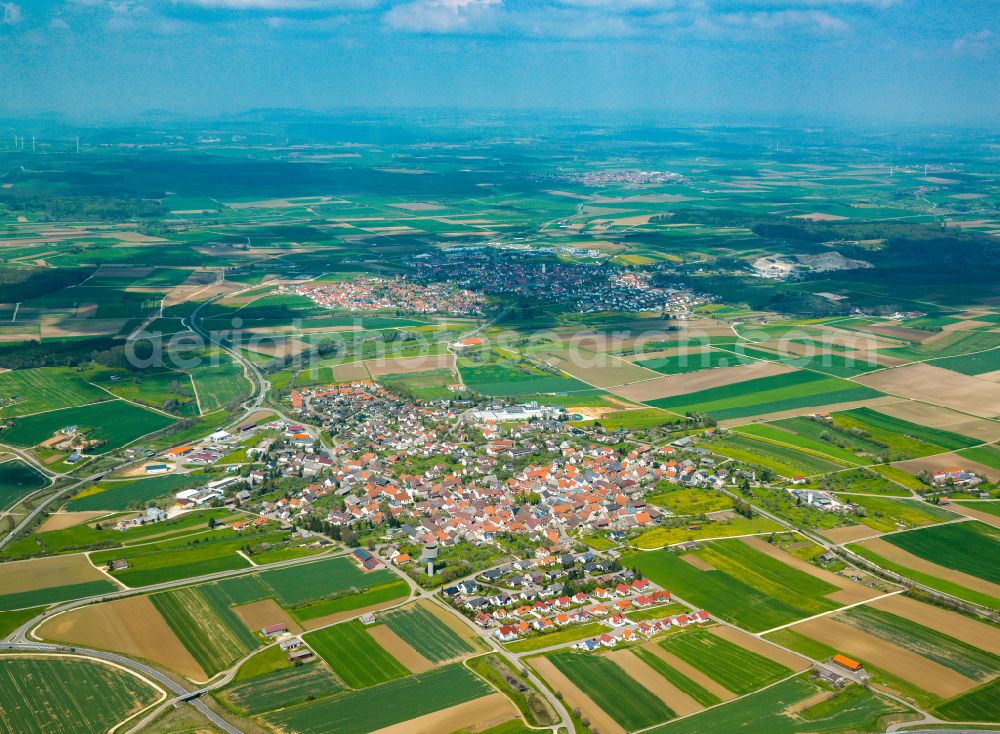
<box><xmin>36</xmin><ymin>596</ymin><xmax>206</xmax><ymax>681</ymax></box>
<box><xmin>366</xmin><ymin>354</ymin><xmax>454</xmax><ymax>378</ymax></box>
<box><xmin>792</xmin><ymin>616</ymin><xmax>979</xmax><ymax>698</ymax></box>
<box><xmin>37</xmin><ymin>512</ymin><xmax>110</xmax><ymax>532</ymax></box>
<box><xmin>860</xmin><ymin>537</ymin><xmax>1000</xmax><ymax>599</ymax></box>
<box><xmin>706</xmin><ymin>626</ymin><xmax>809</xmax><ymax>672</ymax></box>
<box><xmin>609</xmin><ymin>649</ymin><xmax>703</xmax><ymax>717</ymax></box>
<box><xmin>369</xmin><ymin>693</ymin><xmax>513</xmax><ymax>734</ymax></box>
<box><xmin>948</xmin><ymin>503</ymin><xmax>1000</xmax><ymax>529</ymax></box>
<box><xmin>530</xmin><ymin>656</ymin><xmax>625</xmax><ymax>734</ymax></box>
<box><xmin>862</xmin><ymin>324</ymin><xmax>934</xmax><ymax>342</ymax></box>
<box><xmin>611</xmin><ymin>361</ymin><xmax>795</xmax><ymax>403</ymax></box>
<box><xmin>367</xmin><ymin>624</ymin><xmax>433</xmax><ymax>674</ymax></box>
<box><xmin>854</xmin><ymin>364</ymin><xmax>1000</xmax><ymax>418</ymax></box>
<box><xmin>820</xmin><ymin>525</ymin><xmax>882</xmax><ymax>544</ymax></box>
<box><xmin>640</xmin><ymin>644</ymin><xmax>735</xmax><ymax>701</ymax></box>
<box><xmin>332</xmin><ymin>361</ymin><xmax>370</xmax><ymax>382</ymax></box>
<box><xmin>870</xmin><ymin>594</ymin><xmax>1000</xmax><ymax>656</ymax></box>
<box><xmin>0</xmin><ymin>554</ymin><xmax>107</xmax><ymax>594</ymax></box>
<box><xmin>718</xmin><ymin>395</ymin><xmax>898</xmax><ymax>428</ymax></box>
<box><xmin>545</xmin><ymin>350</ymin><xmax>660</xmax><ymax>388</ymax></box>
<box><xmin>233</xmin><ymin>599</ymin><xmax>302</xmax><ymax>635</ymax></box>
<box><xmin>739</xmin><ymin>536</ymin><xmax>881</xmax><ymax>605</ymax></box>
<box><xmin>896</xmin><ymin>453</ymin><xmax>1000</xmax><ymax>483</ymax></box>
<box><xmin>679</xmin><ymin>553</ymin><xmax>715</xmax><ymax>571</ymax></box>
<box><xmin>870</xmin><ymin>402</ymin><xmax>1000</xmax><ymax>442</ymax></box>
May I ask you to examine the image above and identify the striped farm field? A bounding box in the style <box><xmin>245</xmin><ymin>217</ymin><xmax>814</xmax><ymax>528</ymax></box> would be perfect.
<box><xmin>635</xmin><ymin>350</ymin><xmax>755</xmax><ymax>375</ymax></box>
<box><xmin>707</xmin><ymin>434</ymin><xmax>848</xmax><ymax>477</ymax></box>
<box><xmin>0</xmin><ymin>367</ymin><xmax>107</xmax><ymax>416</ymax></box>
<box><xmin>830</xmin><ymin>407</ymin><xmax>979</xmax><ymax>456</ymax></box>
<box><xmin>381</xmin><ymin>604</ymin><xmax>474</xmax><ymax>663</ymax></box>
<box><xmin>304</xmin><ymin>620</ymin><xmax>410</xmax><ymax>688</ymax></box>
<box><xmin>631</xmin><ymin>647</ymin><xmax>722</xmax><ymax>708</ymax></box>
<box><xmin>150</xmin><ymin>585</ymin><xmax>259</xmax><ymax>676</ymax></box>
<box><xmin>546</xmin><ymin>651</ymin><xmax>676</xmax><ymax>730</ymax></box>
<box><xmin>735</xmin><ymin>419</ymin><xmax>872</xmax><ymax>465</ymax></box>
<box><xmin>258</xmin><ymin>556</ymin><xmax>397</xmax><ymax>607</ymax></box>
<box><xmin>935</xmin><ymin>678</ymin><xmax>1000</xmax><ymax>722</ymax></box>
<box><xmin>658</xmin><ymin>629</ymin><xmax>792</xmax><ymax>696</ymax></box>
<box><xmin>264</xmin><ymin>664</ymin><xmax>492</xmax><ymax>734</ymax></box>
<box><xmin>222</xmin><ymin>663</ymin><xmax>343</xmax><ymax>715</ymax></box>
<box><xmin>648</xmin><ymin>371</ymin><xmax>883</xmax><ymax>421</ymax></box>
<box><xmin>882</xmin><ymin>521</ymin><xmax>1000</xmax><ymax>586</ymax></box>
<box><xmin>0</xmin><ymin>655</ymin><xmax>162</xmax><ymax>734</ymax></box>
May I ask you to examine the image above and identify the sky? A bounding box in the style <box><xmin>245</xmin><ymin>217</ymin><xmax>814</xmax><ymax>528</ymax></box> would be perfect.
<box><xmin>0</xmin><ymin>0</ymin><xmax>997</xmax><ymax>125</ymax></box>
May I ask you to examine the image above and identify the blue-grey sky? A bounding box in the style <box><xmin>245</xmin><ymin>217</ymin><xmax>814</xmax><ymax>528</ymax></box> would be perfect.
<box><xmin>0</xmin><ymin>0</ymin><xmax>996</xmax><ymax>124</ymax></box>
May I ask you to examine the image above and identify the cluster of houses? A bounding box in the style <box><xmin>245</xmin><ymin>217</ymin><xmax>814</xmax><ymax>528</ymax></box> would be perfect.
<box><xmin>291</xmin><ymin>276</ymin><xmax>486</xmax><ymax>316</ymax></box>
<box><xmin>573</xmin><ymin>610</ymin><xmax>712</xmax><ymax>651</ymax></box>
<box><xmin>931</xmin><ymin>467</ymin><xmax>983</xmax><ymax>488</ymax></box>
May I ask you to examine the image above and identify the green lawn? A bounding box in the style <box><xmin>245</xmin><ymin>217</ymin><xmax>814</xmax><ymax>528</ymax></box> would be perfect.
<box><xmin>545</xmin><ymin>651</ymin><xmax>676</xmax><ymax>730</ymax></box>
<box><xmin>304</xmin><ymin>620</ymin><xmax>410</xmax><ymax>688</ymax></box>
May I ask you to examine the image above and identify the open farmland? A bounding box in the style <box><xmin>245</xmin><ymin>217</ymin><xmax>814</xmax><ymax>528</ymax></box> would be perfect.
<box><xmin>706</xmin><ymin>433</ymin><xmax>849</xmax><ymax>477</ymax></box>
<box><xmin>854</xmin><ymin>364</ymin><xmax>1000</xmax><ymax>419</ymax></box>
<box><xmin>935</xmin><ymin>679</ymin><xmax>1000</xmax><ymax>722</ymax></box>
<box><xmin>658</xmin><ymin>629</ymin><xmax>794</xmax><ymax>695</ymax></box>
<box><xmin>735</xmin><ymin>418</ymin><xmax>875</xmax><ymax>465</ymax></box>
<box><xmin>0</xmin><ymin>459</ymin><xmax>48</xmax><ymax>509</ymax></box>
<box><xmin>0</xmin><ymin>399</ymin><xmax>175</xmax><ymax>452</ymax></box>
<box><xmin>644</xmin><ymin>675</ymin><xmax>909</xmax><ymax>734</ymax></box>
<box><xmin>291</xmin><ymin>579</ymin><xmax>410</xmax><ymax>626</ymax></box>
<box><xmin>458</xmin><ymin>358</ymin><xmax>594</xmax><ymax>397</ymax></box>
<box><xmin>647</xmin><ymin>371</ymin><xmax>883</xmax><ymax>421</ymax></box>
<box><xmin>263</xmin><ymin>664</ymin><xmax>493</xmax><ymax>734</ymax></box>
<box><xmin>635</xmin><ymin>349</ymin><xmax>756</xmax><ymax>374</ymax></box>
<box><xmin>624</xmin><ymin>540</ymin><xmax>841</xmax><ymax>632</ymax></box>
<box><xmin>381</xmin><ymin>603</ymin><xmax>475</xmax><ymax>663</ymax></box>
<box><xmin>880</xmin><ymin>521</ymin><xmax>1000</xmax><ymax>586</ymax></box>
<box><xmin>150</xmin><ymin>585</ymin><xmax>259</xmax><ymax>676</ymax></box>
<box><xmin>829</xmin><ymin>407</ymin><xmax>979</xmax><ymax>457</ymax></box>
<box><xmin>258</xmin><ymin>556</ymin><xmax>397</xmax><ymax>606</ymax></box>
<box><xmin>845</xmin><ymin>496</ymin><xmax>958</xmax><ymax>533</ymax></box>
<box><xmin>304</xmin><ymin>620</ymin><xmax>411</xmax><ymax>688</ymax></box>
<box><xmin>546</xmin><ymin>651</ymin><xmax>677</xmax><ymax>730</ymax></box>
<box><xmin>0</xmin><ymin>367</ymin><xmax>107</xmax><ymax>416</ymax></box>
<box><xmin>65</xmin><ymin>472</ymin><xmax>208</xmax><ymax>511</ymax></box>
<box><xmin>221</xmin><ymin>663</ymin><xmax>343</xmax><ymax>715</ymax></box>
<box><xmin>0</xmin><ymin>655</ymin><xmax>162</xmax><ymax>734</ymax></box>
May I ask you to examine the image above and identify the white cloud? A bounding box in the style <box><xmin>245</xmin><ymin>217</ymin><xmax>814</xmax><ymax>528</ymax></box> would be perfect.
<box><xmin>1</xmin><ymin>2</ymin><xmax>22</xmax><ymax>24</ymax></box>
<box><xmin>385</xmin><ymin>0</ymin><xmax>500</xmax><ymax>33</ymax></box>
<box><xmin>954</xmin><ymin>28</ymin><xmax>994</xmax><ymax>55</ymax></box>
<box><xmin>169</xmin><ymin>0</ymin><xmax>379</xmax><ymax>8</ymax></box>
<box><xmin>715</xmin><ymin>9</ymin><xmax>849</xmax><ymax>33</ymax></box>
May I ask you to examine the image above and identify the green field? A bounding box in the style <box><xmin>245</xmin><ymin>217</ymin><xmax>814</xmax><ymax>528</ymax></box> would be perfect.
<box><xmin>956</xmin><ymin>444</ymin><xmax>1000</xmax><ymax>472</ymax></box>
<box><xmin>150</xmin><ymin>585</ymin><xmax>259</xmax><ymax>676</ymax></box>
<box><xmin>715</xmin><ymin>344</ymin><xmax>879</xmax><ymax>378</ymax></box>
<box><xmin>624</xmin><ymin>541</ymin><xmax>839</xmax><ymax>632</ymax></box>
<box><xmin>658</xmin><ymin>629</ymin><xmax>793</xmax><ymax>695</ymax></box>
<box><xmin>65</xmin><ymin>473</ymin><xmax>209</xmax><ymax>511</ymax></box>
<box><xmin>708</xmin><ymin>433</ymin><xmax>849</xmax><ymax>477</ymax></box>
<box><xmin>264</xmin><ymin>664</ymin><xmax>492</xmax><ymax>734</ymax></box>
<box><xmin>0</xmin><ymin>580</ymin><xmax>118</xmax><ymax>611</ymax></box>
<box><xmin>0</xmin><ymin>399</ymin><xmax>175</xmax><ymax>452</ymax></box>
<box><xmin>458</xmin><ymin>358</ymin><xmax>594</xmax><ymax>397</ymax></box>
<box><xmin>0</xmin><ymin>655</ymin><xmax>161</xmax><ymax>734</ymax></box>
<box><xmin>883</xmin><ymin>520</ymin><xmax>1000</xmax><ymax>585</ymax></box>
<box><xmin>736</xmin><ymin>419</ymin><xmax>873</xmax><ymax>465</ymax></box>
<box><xmin>930</xmin><ymin>347</ymin><xmax>1000</xmax><ymax>375</ymax></box>
<box><xmin>0</xmin><ymin>367</ymin><xmax>108</xmax><ymax>417</ymax></box>
<box><xmin>214</xmin><ymin>574</ymin><xmax>271</xmax><ymax>606</ymax></box>
<box><xmin>381</xmin><ymin>604</ymin><xmax>474</xmax><ymax>662</ymax></box>
<box><xmin>632</xmin><ymin>647</ymin><xmax>722</xmax><ymax>707</ymax></box>
<box><xmin>304</xmin><ymin>620</ymin><xmax>410</xmax><ymax>688</ymax></box>
<box><xmin>504</xmin><ymin>622</ymin><xmax>608</xmax><ymax>654</ymax></box>
<box><xmin>188</xmin><ymin>352</ymin><xmax>252</xmax><ymax>413</ymax></box>
<box><xmin>935</xmin><ymin>678</ymin><xmax>1000</xmax><ymax>721</ymax></box>
<box><xmin>636</xmin><ymin>350</ymin><xmax>755</xmax><ymax>374</ymax></box>
<box><xmin>632</xmin><ymin>514</ymin><xmax>782</xmax><ymax>550</ymax></box>
<box><xmin>646</xmin><ymin>487</ymin><xmax>733</xmax><ymax>515</ymax></box>
<box><xmin>222</xmin><ymin>663</ymin><xmax>343</xmax><ymax>715</ymax></box>
<box><xmin>830</xmin><ymin>408</ymin><xmax>979</xmax><ymax>456</ymax></box>
<box><xmin>0</xmin><ymin>460</ymin><xmax>47</xmax><ymax>510</ymax></box>
<box><xmin>847</xmin><ymin>496</ymin><xmax>959</xmax><ymax>533</ymax></box>
<box><xmin>546</xmin><ymin>651</ymin><xmax>676</xmax><ymax>730</ymax></box>
<box><xmin>290</xmin><ymin>579</ymin><xmax>410</xmax><ymax>622</ymax></box>
<box><xmin>644</xmin><ymin>675</ymin><xmax>908</xmax><ymax>734</ymax></box>
<box><xmin>838</xmin><ymin>606</ymin><xmax>1000</xmax><ymax>681</ymax></box>
<box><xmin>648</xmin><ymin>371</ymin><xmax>883</xmax><ymax>421</ymax></box>
<box><xmin>258</xmin><ymin>556</ymin><xmax>397</xmax><ymax>607</ymax></box>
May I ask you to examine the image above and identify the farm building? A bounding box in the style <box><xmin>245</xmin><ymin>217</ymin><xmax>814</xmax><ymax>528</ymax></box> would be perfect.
<box><xmin>261</xmin><ymin>623</ymin><xmax>288</xmax><ymax>638</ymax></box>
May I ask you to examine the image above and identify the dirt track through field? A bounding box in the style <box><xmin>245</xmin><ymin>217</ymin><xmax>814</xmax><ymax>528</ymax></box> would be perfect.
<box><xmin>869</xmin><ymin>594</ymin><xmax>1000</xmax><ymax>655</ymax></box>
<box><xmin>611</xmin><ymin>361</ymin><xmax>795</xmax><ymax>402</ymax></box>
<box><xmin>609</xmin><ymin>649</ymin><xmax>703</xmax><ymax>716</ymax></box>
<box><xmin>855</xmin><ymin>364</ymin><xmax>1000</xmax><ymax>419</ymax></box>
<box><xmin>739</xmin><ymin>536</ymin><xmax>881</xmax><ymax>605</ymax></box>
<box><xmin>870</xmin><ymin>402</ymin><xmax>1000</xmax><ymax>442</ymax></box>
<box><xmin>860</xmin><ymin>537</ymin><xmax>1000</xmax><ymax>599</ymax></box>
<box><xmin>367</xmin><ymin>624</ymin><xmax>433</xmax><ymax>673</ymax></box>
<box><xmin>0</xmin><ymin>554</ymin><xmax>108</xmax><ymax>594</ymax></box>
<box><xmin>640</xmin><ymin>642</ymin><xmax>735</xmax><ymax>700</ymax></box>
<box><xmin>36</xmin><ymin>596</ymin><xmax>207</xmax><ymax>681</ymax></box>
<box><xmin>707</xmin><ymin>626</ymin><xmax>809</xmax><ymax>672</ymax></box>
<box><xmin>531</xmin><ymin>656</ymin><xmax>625</xmax><ymax>734</ymax></box>
<box><xmin>792</xmin><ymin>616</ymin><xmax>978</xmax><ymax>698</ymax></box>
<box><xmin>369</xmin><ymin>693</ymin><xmax>514</xmax><ymax>734</ymax></box>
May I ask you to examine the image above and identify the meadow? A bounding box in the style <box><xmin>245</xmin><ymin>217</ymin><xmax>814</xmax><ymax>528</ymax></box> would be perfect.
<box><xmin>258</xmin><ymin>556</ymin><xmax>398</xmax><ymax>607</ymax></box>
<box><xmin>736</xmin><ymin>419</ymin><xmax>873</xmax><ymax>465</ymax></box>
<box><xmin>304</xmin><ymin>620</ymin><xmax>410</xmax><ymax>688</ymax></box>
<box><xmin>0</xmin><ymin>399</ymin><xmax>175</xmax><ymax>452</ymax></box>
<box><xmin>381</xmin><ymin>604</ymin><xmax>474</xmax><ymax>662</ymax></box>
<box><xmin>645</xmin><ymin>487</ymin><xmax>734</xmax><ymax>516</ymax></box>
<box><xmin>658</xmin><ymin>629</ymin><xmax>792</xmax><ymax>695</ymax></box>
<box><xmin>831</xmin><ymin>408</ymin><xmax>979</xmax><ymax>457</ymax></box>
<box><xmin>0</xmin><ymin>367</ymin><xmax>107</xmax><ymax>416</ymax></box>
<box><xmin>632</xmin><ymin>514</ymin><xmax>782</xmax><ymax>549</ymax></box>
<box><xmin>546</xmin><ymin>651</ymin><xmax>677</xmax><ymax>730</ymax></box>
<box><xmin>935</xmin><ymin>679</ymin><xmax>1000</xmax><ymax>722</ymax></box>
<box><xmin>649</xmin><ymin>371</ymin><xmax>882</xmax><ymax>421</ymax></box>
<box><xmin>150</xmin><ymin>584</ymin><xmax>259</xmax><ymax>676</ymax></box>
<box><xmin>458</xmin><ymin>358</ymin><xmax>594</xmax><ymax>397</ymax></box>
<box><xmin>847</xmin><ymin>496</ymin><xmax>959</xmax><ymax>533</ymax></box>
<box><xmin>0</xmin><ymin>656</ymin><xmax>161</xmax><ymax>734</ymax></box>
<box><xmin>708</xmin><ymin>433</ymin><xmax>848</xmax><ymax>477</ymax></box>
<box><xmin>263</xmin><ymin>664</ymin><xmax>492</xmax><ymax>734</ymax></box>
